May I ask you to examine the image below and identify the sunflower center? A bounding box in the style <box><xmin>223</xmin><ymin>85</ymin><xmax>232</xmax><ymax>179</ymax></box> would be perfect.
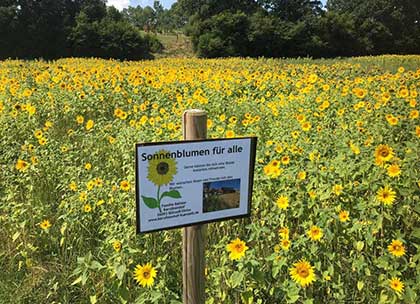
<box><xmin>143</xmin><ymin>271</ymin><xmax>150</xmax><ymax>279</ymax></box>
<box><xmin>393</xmin><ymin>245</ymin><xmax>400</xmax><ymax>251</ymax></box>
<box><xmin>382</xmin><ymin>192</ymin><xmax>389</xmax><ymax>199</ymax></box>
<box><xmin>235</xmin><ymin>244</ymin><xmax>243</xmax><ymax>251</ymax></box>
<box><xmin>380</xmin><ymin>150</ymin><xmax>389</xmax><ymax>157</ymax></box>
<box><xmin>298</xmin><ymin>267</ymin><xmax>309</xmax><ymax>278</ymax></box>
<box><xmin>156</xmin><ymin>162</ymin><xmax>169</xmax><ymax>175</ymax></box>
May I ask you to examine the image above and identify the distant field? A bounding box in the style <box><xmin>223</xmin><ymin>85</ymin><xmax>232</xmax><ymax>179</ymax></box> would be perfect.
<box><xmin>0</xmin><ymin>55</ymin><xmax>419</xmax><ymax>303</ymax></box>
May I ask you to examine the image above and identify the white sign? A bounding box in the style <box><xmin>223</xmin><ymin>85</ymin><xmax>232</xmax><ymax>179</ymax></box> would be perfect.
<box><xmin>136</xmin><ymin>137</ymin><xmax>257</xmax><ymax>233</ymax></box>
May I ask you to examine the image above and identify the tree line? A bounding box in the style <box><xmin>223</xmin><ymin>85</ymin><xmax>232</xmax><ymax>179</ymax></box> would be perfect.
<box><xmin>0</xmin><ymin>0</ymin><xmax>163</xmax><ymax>60</ymax></box>
<box><xmin>176</xmin><ymin>0</ymin><xmax>420</xmax><ymax>58</ymax></box>
<box><xmin>1</xmin><ymin>0</ymin><xmax>419</xmax><ymax>60</ymax></box>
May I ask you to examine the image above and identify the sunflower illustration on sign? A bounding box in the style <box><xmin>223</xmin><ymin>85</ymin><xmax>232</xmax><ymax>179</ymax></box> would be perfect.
<box><xmin>142</xmin><ymin>150</ymin><xmax>181</xmax><ymax>212</ymax></box>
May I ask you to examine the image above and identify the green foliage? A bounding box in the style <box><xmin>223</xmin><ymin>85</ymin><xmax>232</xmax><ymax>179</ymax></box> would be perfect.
<box><xmin>145</xmin><ymin>34</ymin><xmax>164</xmax><ymax>53</ymax></box>
<box><xmin>194</xmin><ymin>11</ymin><xmax>250</xmax><ymax>57</ymax></box>
<box><xmin>0</xmin><ymin>0</ymin><xmax>153</xmax><ymax>60</ymax></box>
<box><xmin>178</xmin><ymin>0</ymin><xmax>420</xmax><ymax>58</ymax></box>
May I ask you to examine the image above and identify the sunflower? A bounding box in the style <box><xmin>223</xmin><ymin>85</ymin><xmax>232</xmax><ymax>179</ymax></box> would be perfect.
<box><xmin>263</xmin><ymin>164</ymin><xmax>283</xmax><ymax>178</ymax></box>
<box><xmin>388</xmin><ymin>240</ymin><xmax>405</xmax><ymax>257</ymax></box>
<box><xmin>289</xmin><ymin>259</ymin><xmax>316</xmax><ymax>287</ymax></box>
<box><xmin>69</xmin><ymin>181</ymin><xmax>77</xmax><ymax>191</ymax></box>
<box><xmin>113</xmin><ymin>240</ymin><xmax>122</xmax><ymax>252</ymax></box>
<box><xmin>133</xmin><ymin>263</ymin><xmax>157</xmax><ymax>288</ymax></box>
<box><xmin>120</xmin><ymin>180</ymin><xmax>130</xmax><ymax>191</ymax></box>
<box><xmin>83</xmin><ymin>204</ymin><xmax>92</xmax><ymax>213</ymax></box>
<box><xmin>374</xmin><ymin>144</ymin><xmax>394</xmax><ymax>166</ymax></box>
<box><xmin>34</xmin><ymin>129</ymin><xmax>43</xmax><ymax>139</ymax></box>
<box><xmin>278</xmin><ymin>227</ymin><xmax>289</xmax><ymax>239</ymax></box>
<box><xmin>281</xmin><ymin>155</ymin><xmax>290</xmax><ymax>165</ymax></box>
<box><xmin>85</xmin><ymin>119</ymin><xmax>94</xmax><ymax>130</ymax></box>
<box><xmin>276</xmin><ymin>196</ymin><xmax>289</xmax><ymax>210</ymax></box>
<box><xmin>301</xmin><ymin>122</ymin><xmax>311</xmax><ymax>131</ymax></box>
<box><xmin>387</xmin><ymin>164</ymin><xmax>401</xmax><ymax>177</ymax></box>
<box><xmin>376</xmin><ymin>185</ymin><xmax>396</xmax><ymax>205</ymax></box>
<box><xmin>226</xmin><ymin>130</ymin><xmax>235</xmax><ymax>138</ymax></box>
<box><xmin>297</xmin><ymin>171</ymin><xmax>307</xmax><ymax>180</ymax></box>
<box><xmin>332</xmin><ymin>184</ymin><xmax>343</xmax><ymax>196</ymax></box>
<box><xmin>296</xmin><ymin>114</ymin><xmax>305</xmax><ymax>122</ymax></box>
<box><xmin>280</xmin><ymin>238</ymin><xmax>291</xmax><ymax>250</ymax></box>
<box><xmin>409</xmin><ymin>109</ymin><xmax>419</xmax><ymax>119</ymax></box>
<box><xmin>39</xmin><ymin>220</ymin><xmax>52</xmax><ymax>230</ymax></box>
<box><xmin>15</xmin><ymin>159</ymin><xmax>29</xmax><ymax>171</ymax></box>
<box><xmin>226</xmin><ymin>238</ymin><xmax>248</xmax><ymax>261</ymax></box>
<box><xmin>389</xmin><ymin>277</ymin><xmax>404</xmax><ymax>295</ymax></box>
<box><xmin>338</xmin><ymin>210</ymin><xmax>350</xmax><ymax>222</ymax></box>
<box><xmin>349</xmin><ymin>142</ymin><xmax>360</xmax><ymax>154</ymax></box>
<box><xmin>386</xmin><ymin>115</ymin><xmax>398</xmax><ymax>126</ymax></box>
<box><xmin>147</xmin><ymin>150</ymin><xmax>177</xmax><ymax>186</ymax></box>
<box><xmin>38</xmin><ymin>137</ymin><xmax>47</xmax><ymax>145</ymax></box>
<box><xmin>307</xmin><ymin>225</ymin><xmax>323</xmax><ymax>241</ymax></box>
<box><xmin>76</xmin><ymin>115</ymin><xmax>84</xmax><ymax>124</ymax></box>
<box><xmin>308</xmin><ymin>190</ymin><xmax>317</xmax><ymax>199</ymax></box>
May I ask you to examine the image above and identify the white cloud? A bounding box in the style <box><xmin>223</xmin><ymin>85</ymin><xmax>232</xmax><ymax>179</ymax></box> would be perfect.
<box><xmin>107</xmin><ymin>0</ymin><xmax>131</xmax><ymax>11</ymax></box>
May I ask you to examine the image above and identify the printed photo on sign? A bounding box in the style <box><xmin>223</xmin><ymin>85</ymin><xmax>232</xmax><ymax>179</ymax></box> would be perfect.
<box><xmin>203</xmin><ymin>179</ymin><xmax>240</xmax><ymax>213</ymax></box>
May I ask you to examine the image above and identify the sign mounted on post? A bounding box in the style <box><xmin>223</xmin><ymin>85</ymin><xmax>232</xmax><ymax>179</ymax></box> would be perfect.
<box><xmin>136</xmin><ymin>137</ymin><xmax>257</xmax><ymax>233</ymax></box>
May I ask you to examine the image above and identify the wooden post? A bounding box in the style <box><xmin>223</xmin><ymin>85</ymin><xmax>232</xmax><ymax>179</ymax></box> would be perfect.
<box><xmin>182</xmin><ymin>109</ymin><xmax>206</xmax><ymax>304</ymax></box>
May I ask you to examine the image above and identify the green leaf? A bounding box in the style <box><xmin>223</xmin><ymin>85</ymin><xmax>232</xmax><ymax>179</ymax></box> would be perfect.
<box><xmin>161</xmin><ymin>190</ymin><xmax>181</xmax><ymax>199</ymax></box>
<box><xmin>241</xmin><ymin>290</ymin><xmax>253</xmax><ymax>304</ymax></box>
<box><xmin>355</xmin><ymin>241</ymin><xmax>364</xmax><ymax>251</ymax></box>
<box><xmin>357</xmin><ymin>281</ymin><xmax>364</xmax><ymax>291</ymax></box>
<box><xmin>252</xmin><ymin>269</ymin><xmax>265</xmax><ymax>283</ymax></box>
<box><xmin>91</xmin><ymin>261</ymin><xmax>104</xmax><ymax>270</ymax></box>
<box><xmin>71</xmin><ymin>276</ymin><xmax>82</xmax><ymax>286</ymax></box>
<box><xmin>81</xmin><ymin>271</ymin><xmax>88</xmax><ymax>285</ymax></box>
<box><xmin>403</xmin><ymin>286</ymin><xmax>417</xmax><ymax>302</ymax></box>
<box><xmin>411</xmin><ymin>227</ymin><xmax>420</xmax><ymax>239</ymax></box>
<box><xmin>116</xmin><ymin>264</ymin><xmax>126</xmax><ymax>280</ymax></box>
<box><xmin>229</xmin><ymin>271</ymin><xmax>244</xmax><ymax>288</ymax></box>
<box><xmin>142</xmin><ymin>196</ymin><xmax>159</xmax><ymax>209</ymax></box>
<box><xmin>150</xmin><ymin>290</ymin><xmax>163</xmax><ymax>303</ymax></box>
<box><xmin>378</xmin><ymin>291</ymin><xmax>388</xmax><ymax>304</ymax></box>
<box><xmin>12</xmin><ymin>231</ymin><xmax>20</xmax><ymax>242</ymax></box>
<box><xmin>287</xmin><ymin>294</ymin><xmax>300</xmax><ymax>303</ymax></box>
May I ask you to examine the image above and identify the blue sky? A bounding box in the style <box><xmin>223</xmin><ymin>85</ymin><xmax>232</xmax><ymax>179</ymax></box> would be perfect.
<box><xmin>108</xmin><ymin>0</ymin><xmax>327</xmax><ymax>11</ymax></box>
<box><xmin>107</xmin><ymin>0</ymin><xmax>176</xmax><ymax>10</ymax></box>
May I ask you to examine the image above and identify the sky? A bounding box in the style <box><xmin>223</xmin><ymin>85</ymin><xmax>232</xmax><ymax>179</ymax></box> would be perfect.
<box><xmin>107</xmin><ymin>0</ymin><xmax>327</xmax><ymax>11</ymax></box>
<box><xmin>107</xmin><ymin>0</ymin><xmax>176</xmax><ymax>10</ymax></box>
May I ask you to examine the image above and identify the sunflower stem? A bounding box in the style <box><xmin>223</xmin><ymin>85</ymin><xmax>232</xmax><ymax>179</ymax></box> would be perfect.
<box><xmin>157</xmin><ymin>185</ymin><xmax>162</xmax><ymax>212</ymax></box>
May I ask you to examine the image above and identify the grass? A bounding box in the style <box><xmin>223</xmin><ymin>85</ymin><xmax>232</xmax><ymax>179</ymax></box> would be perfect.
<box><xmin>142</xmin><ymin>31</ymin><xmax>195</xmax><ymax>58</ymax></box>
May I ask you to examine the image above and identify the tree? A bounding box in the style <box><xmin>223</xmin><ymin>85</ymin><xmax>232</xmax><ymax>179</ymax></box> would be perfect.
<box><xmin>327</xmin><ymin>0</ymin><xmax>420</xmax><ymax>54</ymax></box>
<box><xmin>70</xmin><ymin>7</ymin><xmax>152</xmax><ymax>60</ymax></box>
<box><xmin>260</xmin><ymin>0</ymin><xmax>323</xmax><ymax>22</ymax></box>
<box><xmin>0</xmin><ymin>1</ymin><xmax>19</xmax><ymax>58</ymax></box>
<box><xmin>194</xmin><ymin>10</ymin><xmax>251</xmax><ymax>57</ymax></box>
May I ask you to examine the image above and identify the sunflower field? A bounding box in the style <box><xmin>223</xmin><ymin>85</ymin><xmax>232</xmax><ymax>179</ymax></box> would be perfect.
<box><xmin>0</xmin><ymin>55</ymin><xmax>419</xmax><ymax>304</ymax></box>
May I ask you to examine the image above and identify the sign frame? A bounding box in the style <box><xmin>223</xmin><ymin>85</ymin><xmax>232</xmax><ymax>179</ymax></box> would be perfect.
<box><xmin>135</xmin><ymin>137</ymin><xmax>257</xmax><ymax>234</ymax></box>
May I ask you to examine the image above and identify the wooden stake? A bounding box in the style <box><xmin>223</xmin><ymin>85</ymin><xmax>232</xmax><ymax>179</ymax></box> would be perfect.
<box><xmin>182</xmin><ymin>109</ymin><xmax>206</xmax><ymax>304</ymax></box>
